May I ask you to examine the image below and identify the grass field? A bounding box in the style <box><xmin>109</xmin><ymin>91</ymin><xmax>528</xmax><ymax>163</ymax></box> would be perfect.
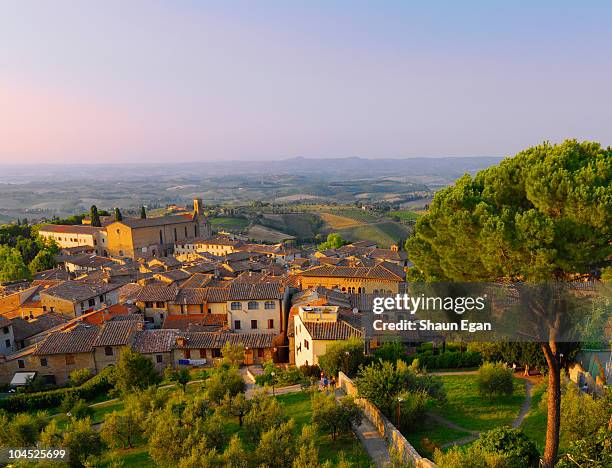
<box><xmin>209</xmin><ymin>216</ymin><xmax>250</xmax><ymax>229</ymax></box>
<box><xmin>247</xmin><ymin>224</ymin><xmax>296</xmax><ymax>242</ymax></box>
<box><xmin>435</xmin><ymin>375</ymin><xmax>526</xmax><ymax>432</ymax></box>
<box><xmin>405</xmin><ymin>417</ymin><xmax>471</xmax><ymax>457</ymax></box>
<box><xmin>389</xmin><ymin>210</ymin><xmax>421</xmax><ymax>222</ymax></box>
<box><xmin>320</xmin><ymin>212</ymin><xmax>363</xmax><ymax>229</ymax></box>
<box><xmin>338</xmin><ymin>221</ymin><xmax>411</xmax><ymax>248</ymax></box>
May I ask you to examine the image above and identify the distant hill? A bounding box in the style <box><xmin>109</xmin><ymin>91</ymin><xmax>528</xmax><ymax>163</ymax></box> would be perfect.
<box><xmin>0</xmin><ymin>156</ymin><xmax>503</xmax><ymax>182</ymax></box>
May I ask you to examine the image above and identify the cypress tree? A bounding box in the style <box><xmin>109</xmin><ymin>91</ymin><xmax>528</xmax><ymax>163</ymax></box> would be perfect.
<box><xmin>140</xmin><ymin>206</ymin><xmax>147</xmax><ymax>219</ymax></box>
<box><xmin>114</xmin><ymin>207</ymin><xmax>123</xmax><ymax>222</ymax></box>
<box><xmin>90</xmin><ymin>205</ymin><xmax>101</xmax><ymax>227</ymax></box>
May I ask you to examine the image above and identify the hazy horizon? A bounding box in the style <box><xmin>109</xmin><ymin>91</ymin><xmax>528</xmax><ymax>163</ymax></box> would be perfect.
<box><xmin>2</xmin><ymin>1</ymin><xmax>611</xmax><ymax>164</ymax></box>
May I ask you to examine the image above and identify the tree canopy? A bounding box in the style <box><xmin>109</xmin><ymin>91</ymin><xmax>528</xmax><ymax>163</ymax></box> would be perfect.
<box><xmin>406</xmin><ymin>140</ymin><xmax>611</xmax><ymax>467</ymax></box>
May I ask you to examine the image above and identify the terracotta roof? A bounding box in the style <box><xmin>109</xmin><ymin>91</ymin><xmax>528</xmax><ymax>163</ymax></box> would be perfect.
<box><xmin>301</xmin><ymin>319</ymin><xmax>363</xmax><ymax>341</ymax></box>
<box><xmin>63</xmin><ymin>255</ymin><xmax>114</xmax><ymax>269</ymax></box>
<box><xmin>179</xmin><ymin>273</ymin><xmax>214</xmax><ymax>289</ymax></box>
<box><xmin>32</xmin><ymin>269</ymin><xmax>72</xmax><ymax>281</ymax></box>
<box><xmin>175</xmin><ymin>288</ymin><xmax>209</xmax><ymax>304</ymax></box>
<box><xmin>10</xmin><ymin>314</ymin><xmax>70</xmax><ymax>341</ymax></box>
<box><xmin>134</xmin><ymin>285</ymin><xmax>179</xmax><ymax>302</ymax></box>
<box><xmin>196</xmin><ymin>236</ymin><xmax>242</xmax><ymax>246</ymax></box>
<box><xmin>41</xmin><ymin>281</ymin><xmax>121</xmax><ymax>303</ymax></box>
<box><xmin>132</xmin><ymin>329</ymin><xmax>178</xmax><ymax>353</ymax></box>
<box><xmin>112</xmin><ymin>215</ymin><xmax>194</xmax><ymax>229</ymax></box>
<box><xmin>93</xmin><ymin>320</ymin><xmax>139</xmax><ymax>347</ymax></box>
<box><xmin>298</xmin><ymin>264</ymin><xmax>404</xmax><ymax>282</ymax></box>
<box><xmin>162</xmin><ymin>314</ymin><xmax>227</xmax><ymax>331</ymax></box>
<box><xmin>148</xmin><ymin>256</ymin><xmax>182</xmax><ymax>268</ymax></box>
<box><xmin>175</xmin><ymin>331</ymin><xmax>275</xmax><ymax>349</ymax></box>
<box><xmin>39</xmin><ymin>224</ymin><xmax>102</xmax><ymax>235</ymax></box>
<box><xmin>155</xmin><ymin>269</ymin><xmax>192</xmax><ymax>283</ymax></box>
<box><xmin>117</xmin><ymin>283</ymin><xmax>142</xmax><ymax>302</ymax></box>
<box><xmin>34</xmin><ymin>324</ymin><xmax>99</xmax><ymax>355</ymax></box>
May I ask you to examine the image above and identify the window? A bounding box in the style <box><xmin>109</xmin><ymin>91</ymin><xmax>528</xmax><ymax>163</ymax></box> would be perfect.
<box><xmin>42</xmin><ymin>306</ymin><xmax>47</xmax><ymax>312</ymax></box>
<box><xmin>156</xmin><ymin>302</ymin><xmax>165</xmax><ymax>308</ymax></box>
<box><xmin>230</xmin><ymin>302</ymin><xmax>241</xmax><ymax>310</ymax></box>
<box><xmin>2</xmin><ymin>326</ymin><xmax>8</xmax><ymax>334</ymax></box>
<box><xmin>104</xmin><ymin>346</ymin><xmax>113</xmax><ymax>356</ymax></box>
<box><xmin>159</xmin><ymin>230</ymin><xmax>163</xmax><ymax>244</ymax></box>
<box><xmin>18</xmin><ymin>359</ymin><xmax>25</xmax><ymax>369</ymax></box>
<box><xmin>251</xmin><ymin>319</ymin><xmax>258</xmax><ymax>329</ymax></box>
<box><xmin>80</xmin><ymin>302</ymin><xmax>85</xmax><ymax>310</ymax></box>
<box><xmin>304</xmin><ymin>340</ymin><xmax>309</xmax><ymax>350</ymax></box>
<box><xmin>234</xmin><ymin>320</ymin><xmax>241</xmax><ymax>330</ymax></box>
<box><xmin>145</xmin><ymin>302</ymin><xmax>153</xmax><ymax>308</ymax></box>
<box><xmin>199</xmin><ymin>349</ymin><xmax>206</xmax><ymax>358</ymax></box>
<box><xmin>185</xmin><ymin>349</ymin><xmax>191</xmax><ymax>359</ymax></box>
<box><xmin>88</xmin><ymin>298</ymin><xmax>95</xmax><ymax>307</ymax></box>
<box><xmin>184</xmin><ymin>226</ymin><xmax>188</xmax><ymax>237</ymax></box>
<box><xmin>212</xmin><ymin>348</ymin><xmax>221</xmax><ymax>358</ymax></box>
<box><xmin>5</xmin><ymin>339</ymin><xmax>11</xmax><ymax>348</ymax></box>
<box><xmin>264</xmin><ymin>301</ymin><xmax>275</xmax><ymax>310</ymax></box>
<box><xmin>247</xmin><ymin>301</ymin><xmax>259</xmax><ymax>310</ymax></box>
<box><xmin>65</xmin><ymin>354</ymin><xmax>75</xmax><ymax>365</ymax></box>
<box><xmin>174</xmin><ymin>228</ymin><xmax>177</xmax><ymax>241</ymax></box>
<box><xmin>40</xmin><ymin>357</ymin><xmax>48</xmax><ymax>367</ymax></box>
<box><xmin>156</xmin><ymin>354</ymin><xmax>163</xmax><ymax>363</ymax></box>
<box><xmin>267</xmin><ymin>319</ymin><xmax>274</xmax><ymax>329</ymax></box>
<box><xmin>207</xmin><ymin>308</ymin><xmax>212</xmax><ymax>314</ymax></box>
<box><xmin>257</xmin><ymin>349</ymin><xmax>264</xmax><ymax>358</ymax></box>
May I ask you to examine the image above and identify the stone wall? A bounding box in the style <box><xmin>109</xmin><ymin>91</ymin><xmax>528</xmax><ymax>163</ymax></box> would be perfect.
<box><xmin>338</xmin><ymin>371</ymin><xmax>436</xmax><ymax>468</ymax></box>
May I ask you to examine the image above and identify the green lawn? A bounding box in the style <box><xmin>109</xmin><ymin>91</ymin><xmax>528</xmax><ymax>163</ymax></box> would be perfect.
<box><xmin>434</xmin><ymin>375</ymin><xmax>526</xmax><ymax>432</ymax></box>
<box><xmin>405</xmin><ymin>418</ymin><xmax>471</xmax><ymax>458</ymax></box>
<box><xmin>107</xmin><ymin>447</ymin><xmax>152</xmax><ymax>467</ymax></box>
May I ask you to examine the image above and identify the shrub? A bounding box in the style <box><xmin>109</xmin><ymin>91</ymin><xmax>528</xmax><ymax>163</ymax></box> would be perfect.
<box><xmin>434</xmin><ymin>445</ymin><xmax>510</xmax><ymax>468</ymax></box>
<box><xmin>205</xmin><ymin>367</ymin><xmax>244</xmax><ymax>403</ymax></box>
<box><xmin>474</xmin><ymin>426</ymin><xmax>539</xmax><ymax>467</ymax></box>
<box><xmin>311</xmin><ymin>391</ymin><xmax>361</xmax><ymax>440</ymax></box>
<box><xmin>299</xmin><ymin>363</ymin><xmax>321</xmax><ymax>379</ymax></box>
<box><xmin>396</xmin><ymin>390</ymin><xmax>429</xmax><ymax>431</ymax></box>
<box><xmin>255</xmin><ymin>362</ymin><xmax>305</xmax><ymax>387</ymax></box>
<box><xmin>243</xmin><ymin>391</ymin><xmax>287</xmax><ymax>442</ymax></box>
<box><xmin>0</xmin><ymin>366</ymin><xmax>115</xmax><ymax>413</ymax></box>
<box><xmin>318</xmin><ymin>337</ymin><xmax>366</xmax><ymax>377</ymax></box>
<box><xmin>477</xmin><ymin>362</ymin><xmax>514</xmax><ymax>398</ymax></box>
<box><xmin>406</xmin><ymin>350</ymin><xmax>482</xmax><ymax>370</ymax></box>
<box><xmin>113</xmin><ymin>348</ymin><xmax>160</xmax><ymax>394</ymax></box>
<box><xmin>373</xmin><ymin>341</ymin><xmax>406</xmax><ymax>363</ymax></box>
<box><xmin>68</xmin><ymin>368</ymin><xmax>93</xmax><ymax>387</ymax></box>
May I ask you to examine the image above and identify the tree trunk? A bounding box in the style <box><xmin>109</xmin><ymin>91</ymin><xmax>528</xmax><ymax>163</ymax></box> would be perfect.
<box><xmin>541</xmin><ymin>342</ymin><xmax>561</xmax><ymax>468</ymax></box>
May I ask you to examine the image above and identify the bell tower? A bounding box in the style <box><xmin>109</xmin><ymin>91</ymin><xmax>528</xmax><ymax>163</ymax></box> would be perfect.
<box><xmin>193</xmin><ymin>198</ymin><xmax>203</xmax><ymax>216</ymax></box>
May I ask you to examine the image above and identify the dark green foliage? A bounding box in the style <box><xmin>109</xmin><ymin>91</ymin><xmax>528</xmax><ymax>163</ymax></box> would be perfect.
<box><xmin>355</xmin><ymin>359</ymin><xmax>444</xmax><ymax>417</ymax></box>
<box><xmin>311</xmin><ymin>391</ymin><xmax>361</xmax><ymax>440</ymax></box>
<box><xmin>558</xmin><ymin>426</ymin><xmax>611</xmax><ymax>468</ymax></box>
<box><xmin>405</xmin><ymin>350</ymin><xmax>482</xmax><ymax>370</ymax></box>
<box><xmin>140</xmin><ymin>206</ymin><xmax>147</xmax><ymax>219</ymax></box>
<box><xmin>0</xmin><ymin>366</ymin><xmax>115</xmax><ymax>412</ymax></box>
<box><xmin>114</xmin><ymin>207</ymin><xmax>123</xmax><ymax>221</ymax></box>
<box><xmin>205</xmin><ymin>367</ymin><xmax>245</xmax><ymax>403</ymax></box>
<box><xmin>90</xmin><ymin>205</ymin><xmax>101</xmax><ymax>227</ymax></box>
<box><xmin>113</xmin><ymin>348</ymin><xmax>160</xmax><ymax>394</ymax></box>
<box><xmin>0</xmin><ymin>245</ymin><xmax>30</xmax><ymax>282</ymax></box>
<box><xmin>29</xmin><ymin>249</ymin><xmax>57</xmax><ymax>273</ymax></box>
<box><xmin>0</xmin><ymin>411</ymin><xmax>48</xmax><ymax>446</ymax></box>
<box><xmin>477</xmin><ymin>362</ymin><xmax>514</xmax><ymax>398</ymax></box>
<box><xmin>318</xmin><ymin>337</ymin><xmax>366</xmax><ymax>377</ymax></box>
<box><xmin>165</xmin><ymin>367</ymin><xmax>191</xmax><ymax>390</ymax></box>
<box><xmin>396</xmin><ymin>390</ymin><xmax>430</xmax><ymax>431</ymax></box>
<box><xmin>474</xmin><ymin>427</ymin><xmax>540</xmax><ymax>467</ymax></box>
<box><xmin>372</xmin><ymin>341</ymin><xmax>406</xmax><ymax>363</ymax></box>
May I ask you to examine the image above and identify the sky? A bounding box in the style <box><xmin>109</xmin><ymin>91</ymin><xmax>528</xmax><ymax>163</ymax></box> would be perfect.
<box><xmin>1</xmin><ymin>1</ymin><xmax>611</xmax><ymax>164</ymax></box>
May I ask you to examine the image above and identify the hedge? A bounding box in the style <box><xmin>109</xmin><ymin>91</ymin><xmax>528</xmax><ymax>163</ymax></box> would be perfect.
<box><xmin>405</xmin><ymin>350</ymin><xmax>482</xmax><ymax>370</ymax></box>
<box><xmin>0</xmin><ymin>366</ymin><xmax>116</xmax><ymax>413</ymax></box>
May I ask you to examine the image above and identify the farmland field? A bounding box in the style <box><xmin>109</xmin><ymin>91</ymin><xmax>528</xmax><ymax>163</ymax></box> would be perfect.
<box><xmin>389</xmin><ymin>210</ymin><xmax>421</xmax><ymax>222</ymax></box>
<box><xmin>319</xmin><ymin>212</ymin><xmax>363</xmax><ymax>229</ymax></box>
<box><xmin>247</xmin><ymin>224</ymin><xmax>295</xmax><ymax>243</ymax></box>
<box><xmin>338</xmin><ymin>221</ymin><xmax>411</xmax><ymax>248</ymax></box>
<box><xmin>209</xmin><ymin>216</ymin><xmax>250</xmax><ymax>229</ymax></box>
